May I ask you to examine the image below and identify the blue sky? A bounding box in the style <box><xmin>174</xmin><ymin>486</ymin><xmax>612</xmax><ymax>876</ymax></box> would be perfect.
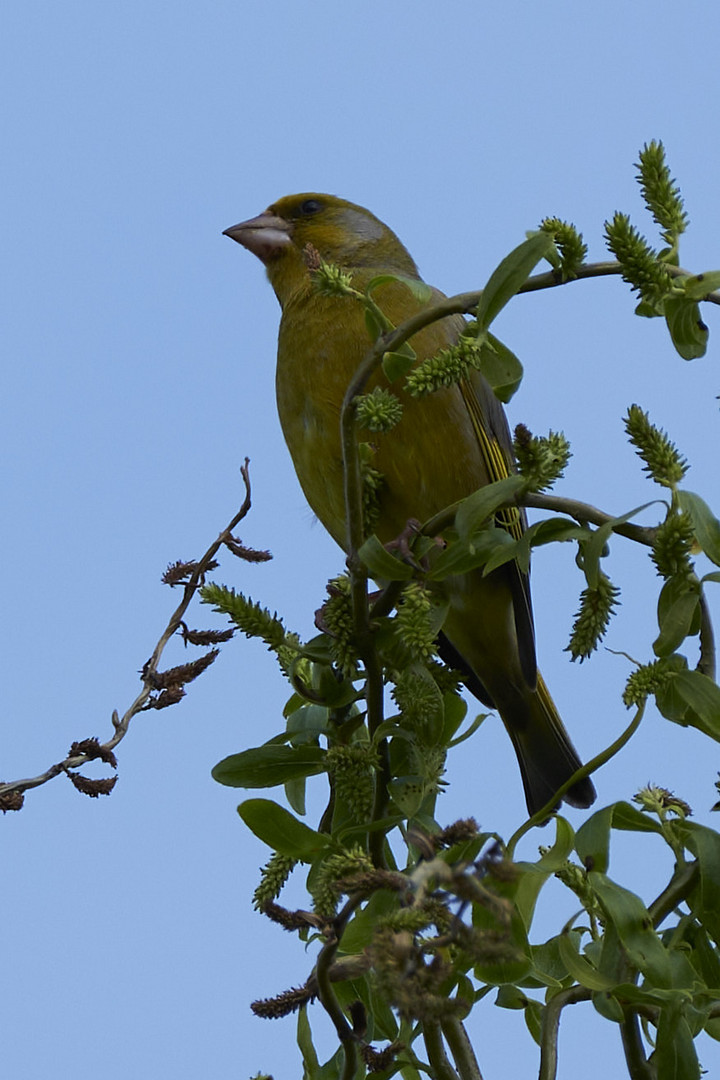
<box><xmin>3</xmin><ymin>2</ymin><xmax>720</xmax><ymax>1077</ymax></box>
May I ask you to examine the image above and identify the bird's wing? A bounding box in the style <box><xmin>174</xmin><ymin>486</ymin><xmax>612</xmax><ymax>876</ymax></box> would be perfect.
<box><xmin>459</xmin><ymin>371</ymin><xmax>537</xmax><ymax>689</ymax></box>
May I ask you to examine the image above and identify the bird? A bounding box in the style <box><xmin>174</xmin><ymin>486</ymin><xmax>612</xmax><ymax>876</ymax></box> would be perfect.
<box><xmin>223</xmin><ymin>193</ymin><xmax>596</xmax><ymax>817</ymax></box>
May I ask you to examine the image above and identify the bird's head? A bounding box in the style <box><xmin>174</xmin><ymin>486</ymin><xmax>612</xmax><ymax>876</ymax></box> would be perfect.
<box><xmin>224</xmin><ymin>193</ymin><xmax>419</xmax><ymax>305</ymax></box>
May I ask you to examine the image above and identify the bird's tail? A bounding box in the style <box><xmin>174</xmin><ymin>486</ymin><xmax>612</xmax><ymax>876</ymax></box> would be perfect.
<box><xmin>507</xmin><ymin>674</ymin><xmax>596</xmax><ymax>817</ymax></box>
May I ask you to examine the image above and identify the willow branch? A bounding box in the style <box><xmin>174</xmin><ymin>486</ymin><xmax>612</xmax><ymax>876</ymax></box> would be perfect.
<box><xmin>620</xmin><ymin>1011</ymin><xmax>654</xmax><ymax>1080</ymax></box>
<box><xmin>698</xmin><ymin>591</ymin><xmax>716</xmax><ymax>680</ymax></box>
<box><xmin>538</xmin><ymin>985</ymin><xmax>590</xmax><ymax>1080</ymax></box>
<box><xmin>0</xmin><ymin>461</ymin><xmax>255</xmax><ymax>807</ymax></box>
<box><xmin>507</xmin><ymin>702</ymin><xmax>646</xmax><ymax>856</ymax></box>
<box><xmin>440</xmin><ymin>1016</ymin><xmax>484</xmax><ymax>1080</ymax></box>
<box><xmin>313</xmin><ymin>894</ymin><xmax>366</xmax><ymax>1080</ymax></box>
<box><xmin>423</xmin><ymin>1022</ymin><xmax>460</xmax><ymax>1080</ymax></box>
<box><xmin>524</xmin><ymin>492</ymin><xmax>657</xmax><ymax>547</ymax></box>
<box><xmin>648</xmin><ymin>859</ymin><xmax>699</xmax><ymax>928</ymax></box>
<box><xmin>344</xmin><ymin>261</ymin><xmax>720</xmax><ymax>383</ymax></box>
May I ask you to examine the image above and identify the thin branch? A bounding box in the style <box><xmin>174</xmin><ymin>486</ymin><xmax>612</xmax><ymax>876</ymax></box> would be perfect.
<box><xmin>344</xmin><ymin>261</ymin><xmax>719</xmax><ymax>390</ymax></box>
<box><xmin>440</xmin><ymin>1016</ymin><xmax>484</xmax><ymax>1080</ymax></box>
<box><xmin>0</xmin><ymin>461</ymin><xmax>255</xmax><ymax>806</ymax></box>
<box><xmin>538</xmin><ymin>986</ymin><xmax>590</xmax><ymax>1080</ymax></box>
<box><xmin>423</xmin><ymin>1022</ymin><xmax>460</xmax><ymax>1080</ymax></box>
<box><xmin>313</xmin><ymin>895</ymin><xmax>365</xmax><ymax>1080</ymax></box>
<box><xmin>524</xmin><ymin>492</ymin><xmax>657</xmax><ymax>547</ymax></box>
<box><xmin>698</xmin><ymin>591</ymin><xmax>717</xmax><ymax>680</ymax></box>
<box><xmin>421</xmin><ymin>489</ymin><xmax>658</xmax><ymax>549</ymax></box>
<box><xmin>620</xmin><ymin>1011</ymin><xmax>655</xmax><ymax>1080</ymax></box>
<box><xmin>648</xmin><ymin>859</ymin><xmax>699</xmax><ymax>928</ymax></box>
<box><xmin>507</xmin><ymin>702</ymin><xmax>646</xmax><ymax>856</ymax></box>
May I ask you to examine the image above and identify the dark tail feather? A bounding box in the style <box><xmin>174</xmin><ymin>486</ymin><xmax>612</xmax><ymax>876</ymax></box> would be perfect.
<box><xmin>508</xmin><ymin>674</ymin><xmax>596</xmax><ymax>817</ymax></box>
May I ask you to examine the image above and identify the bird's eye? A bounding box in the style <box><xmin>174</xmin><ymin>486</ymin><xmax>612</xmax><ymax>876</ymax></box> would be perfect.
<box><xmin>299</xmin><ymin>198</ymin><xmax>323</xmax><ymax>216</ymax></box>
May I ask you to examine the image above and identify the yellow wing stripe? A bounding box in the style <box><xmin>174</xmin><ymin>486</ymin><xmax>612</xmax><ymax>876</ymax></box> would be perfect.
<box><xmin>459</xmin><ymin>379</ymin><xmax>523</xmax><ymax>540</ymax></box>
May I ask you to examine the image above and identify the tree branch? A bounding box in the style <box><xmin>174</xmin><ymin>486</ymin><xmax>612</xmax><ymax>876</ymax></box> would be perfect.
<box><xmin>539</xmin><ymin>985</ymin><xmax>590</xmax><ymax>1080</ymax></box>
<box><xmin>507</xmin><ymin>702</ymin><xmax>646</xmax><ymax>856</ymax></box>
<box><xmin>423</xmin><ymin>1022</ymin><xmax>460</xmax><ymax>1080</ymax></box>
<box><xmin>619</xmin><ymin>1011</ymin><xmax>655</xmax><ymax>1080</ymax></box>
<box><xmin>0</xmin><ymin>461</ymin><xmax>256</xmax><ymax>808</ymax></box>
<box><xmin>648</xmin><ymin>859</ymin><xmax>699</xmax><ymax>928</ymax></box>
<box><xmin>524</xmin><ymin>492</ymin><xmax>657</xmax><ymax>547</ymax></box>
<box><xmin>441</xmin><ymin>1016</ymin><xmax>484</xmax><ymax>1080</ymax></box>
<box><xmin>698</xmin><ymin>591</ymin><xmax>716</xmax><ymax>680</ymax></box>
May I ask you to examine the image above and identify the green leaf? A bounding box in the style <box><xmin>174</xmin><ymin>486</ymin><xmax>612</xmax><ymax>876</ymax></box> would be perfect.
<box><xmin>527</xmin><ymin>936</ymin><xmax>571</xmax><ymax>988</ymax></box>
<box><xmin>299</xmin><ymin>634</ymin><xmax>336</xmax><ymax>663</ymax></box>
<box><xmin>475</xmin><ymin>232</ymin><xmax>555</xmax><ymax>330</ymax></box>
<box><xmin>439</xmin><ymin>690</ymin><xmax>468</xmax><ymax>744</ymax></box>
<box><xmin>286</xmin><ymin>703</ymin><xmax>331</xmax><ymax>742</ymax></box>
<box><xmin>455</xmin><ymin>475</ymin><xmax>526</xmax><ymax>539</ymax></box>
<box><xmin>677</xmin><ymin>490</ymin><xmax>720</xmax><ymax>566</ymax></box>
<box><xmin>592</xmin><ymin>990</ymin><xmax>625</xmax><ymax>1023</ymax></box>
<box><xmin>212</xmin><ymin>744</ymin><xmax>326</xmax><ymax>788</ymax></box>
<box><xmin>482</xmin><ymin>533</ymin><xmax>526</xmax><ymax>576</ymax></box>
<box><xmin>682</xmin><ymin>922</ymin><xmax>720</xmax><ymax>988</ymax></box>
<box><xmin>495</xmin><ymin>984</ymin><xmax>533</xmax><ymax>1010</ymax></box>
<box><xmin>636</xmin><ymin>298</ymin><xmax>663</xmax><ymax>317</ymax></box>
<box><xmin>427</xmin><ymin>526</ymin><xmax>516</xmax><ymax>580</ymax></box>
<box><xmin>672</xmin><ymin>670</ymin><xmax>720</xmax><ymax>740</ymax></box>
<box><xmin>680</xmin><ymin>270</ymin><xmax>720</xmax><ymax>299</ymax></box>
<box><xmin>447</xmin><ymin>710</ymin><xmax>487</xmax><ymax>748</ymax></box>
<box><xmin>575</xmin><ymin>805</ymin><xmax>613</xmax><ymax>873</ymax></box>
<box><xmin>678</xmin><ymin>821</ymin><xmax>720</xmax><ymax>945</ymax></box>
<box><xmin>285</xmin><ymin>776</ymin><xmax>307</xmax><ymax>816</ymax></box>
<box><xmin>238</xmin><ymin>798</ymin><xmax>330</xmax><ymax>860</ymax></box>
<box><xmin>472</xmin><ymin>905</ymin><xmax>532</xmax><ymax>986</ymax></box>
<box><xmin>340</xmin><ymin>890</ymin><xmax>400</xmax><ymax>954</ymax></box>
<box><xmin>664</xmin><ymin>295</ymin><xmax>709</xmax><ymax>360</ymax></box>
<box><xmin>579</xmin><ymin>502</ymin><xmax>656</xmax><ymax>588</ymax></box>
<box><xmin>515</xmin><ymin>816</ymin><xmax>575</xmax><ymax>928</ymax></box>
<box><xmin>388</xmin><ymin>776</ymin><xmax>427</xmax><ymax>818</ymax></box>
<box><xmin>382</xmin><ymin>342</ymin><xmax>417</xmax><ymax>382</ymax></box>
<box><xmin>524</xmin><ymin>516</ymin><xmax>589</xmax><ymax>548</ymax></box>
<box><xmin>607</xmin><ymin>800</ymin><xmax>665</xmax><ymax>836</ymax></box>
<box><xmin>477</xmin><ymin>333</ymin><xmax>524</xmax><ymax>402</ymax></box>
<box><xmin>558</xmin><ymin>932</ymin><xmax>615</xmax><ymax>990</ymax></box>
<box><xmin>297</xmin><ymin>1006</ymin><xmax>320</xmax><ymax>1077</ymax></box>
<box><xmin>357</xmin><ymin>533</ymin><xmax>414</xmax><ymax>581</ymax></box>
<box><xmin>523</xmin><ymin>998</ymin><xmax>543</xmax><ymax>1045</ymax></box>
<box><xmin>653</xmin><ymin>580</ymin><xmax>700</xmax><ymax>657</ymax></box>
<box><xmin>364</xmin><ymin>306</ymin><xmax>386</xmax><ymax>341</ymax></box>
<box><xmin>656</xmin><ymin>1004</ymin><xmax>700</xmax><ymax>1080</ymax></box>
<box><xmin>589</xmin><ymin>872</ymin><xmax>672</xmax><ymax>986</ymax></box>
<box><xmin>366</xmin><ymin>272</ymin><xmax>434</xmax><ymax>304</ymax></box>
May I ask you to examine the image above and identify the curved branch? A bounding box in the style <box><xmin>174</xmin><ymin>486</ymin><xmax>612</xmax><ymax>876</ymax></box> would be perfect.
<box><xmin>440</xmin><ymin>1016</ymin><xmax>484</xmax><ymax>1080</ymax></box>
<box><xmin>539</xmin><ymin>985</ymin><xmax>590</xmax><ymax>1080</ymax></box>
<box><xmin>0</xmin><ymin>462</ymin><xmax>256</xmax><ymax>806</ymax></box>
<box><xmin>343</xmin><ymin>260</ymin><xmax>720</xmax><ymax>391</ymax></box>
<box><xmin>698</xmin><ymin>591</ymin><xmax>716</xmax><ymax>680</ymax></box>
<box><xmin>648</xmin><ymin>859</ymin><xmax>699</xmax><ymax>928</ymax></box>
<box><xmin>524</xmin><ymin>492</ymin><xmax>657</xmax><ymax>547</ymax></box>
<box><xmin>423</xmin><ymin>1022</ymin><xmax>460</xmax><ymax>1080</ymax></box>
<box><xmin>620</xmin><ymin>1011</ymin><xmax>655</xmax><ymax>1080</ymax></box>
<box><xmin>507</xmin><ymin>702</ymin><xmax>646</xmax><ymax>856</ymax></box>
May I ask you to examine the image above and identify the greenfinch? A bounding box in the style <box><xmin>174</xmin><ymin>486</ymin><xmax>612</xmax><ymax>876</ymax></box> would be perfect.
<box><xmin>224</xmin><ymin>193</ymin><xmax>596</xmax><ymax>816</ymax></box>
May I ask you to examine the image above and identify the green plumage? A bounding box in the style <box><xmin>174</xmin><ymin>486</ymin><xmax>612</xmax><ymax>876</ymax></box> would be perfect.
<box><xmin>225</xmin><ymin>193</ymin><xmax>596</xmax><ymax>815</ymax></box>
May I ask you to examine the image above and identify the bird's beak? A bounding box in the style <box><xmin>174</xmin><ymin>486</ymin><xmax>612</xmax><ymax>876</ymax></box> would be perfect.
<box><xmin>222</xmin><ymin>210</ymin><xmax>292</xmax><ymax>263</ymax></box>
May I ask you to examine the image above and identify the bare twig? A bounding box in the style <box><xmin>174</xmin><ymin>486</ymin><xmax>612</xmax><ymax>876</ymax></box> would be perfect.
<box><xmin>0</xmin><ymin>460</ymin><xmax>255</xmax><ymax>808</ymax></box>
